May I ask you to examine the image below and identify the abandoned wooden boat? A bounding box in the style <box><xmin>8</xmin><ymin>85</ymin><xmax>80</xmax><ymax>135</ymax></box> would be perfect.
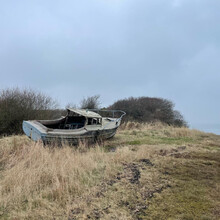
<box><xmin>22</xmin><ymin>108</ymin><xmax>126</xmax><ymax>144</ymax></box>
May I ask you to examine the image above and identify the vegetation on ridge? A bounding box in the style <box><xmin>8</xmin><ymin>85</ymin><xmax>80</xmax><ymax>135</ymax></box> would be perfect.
<box><xmin>0</xmin><ymin>122</ymin><xmax>219</xmax><ymax>219</ymax></box>
<box><xmin>0</xmin><ymin>87</ymin><xmax>187</xmax><ymax>136</ymax></box>
<box><xmin>109</xmin><ymin>96</ymin><xmax>187</xmax><ymax>127</ymax></box>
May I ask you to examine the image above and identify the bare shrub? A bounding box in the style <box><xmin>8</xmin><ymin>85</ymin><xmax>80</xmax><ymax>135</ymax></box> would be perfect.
<box><xmin>80</xmin><ymin>95</ymin><xmax>101</xmax><ymax>109</ymax></box>
<box><xmin>0</xmin><ymin>87</ymin><xmax>58</xmax><ymax>135</ymax></box>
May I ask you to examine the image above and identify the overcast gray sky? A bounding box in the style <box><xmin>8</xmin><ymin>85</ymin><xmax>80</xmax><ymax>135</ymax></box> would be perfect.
<box><xmin>0</xmin><ymin>0</ymin><xmax>219</xmax><ymax>128</ymax></box>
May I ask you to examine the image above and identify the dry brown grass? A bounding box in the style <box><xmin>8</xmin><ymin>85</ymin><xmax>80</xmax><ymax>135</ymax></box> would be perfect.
<box><xmin>120</xmin><ymin>121</ymin><xmax>204</xmax><ymax>138</ymax></box>
<box><xmin>0</xmin><ymin>140</ymin><xmax>116</xmax><ymax>217</ymax></box>
<box><xmin>0</xmin><ymin>137</ymin><xmax>155</xmax><ymax>219</ymax></box>
<box><xmin>0</xmin><ymin>123</ymin><xmax>219</xmax><ymax>219</ymax></box>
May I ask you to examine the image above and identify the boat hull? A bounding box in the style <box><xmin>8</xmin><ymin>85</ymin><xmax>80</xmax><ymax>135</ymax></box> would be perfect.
<box><xmin>23</xmin><ymin>120</ymin><xmax>118</xmax><ymax>145</ymax></box>
<box><xmin>23</xmin><ymin>121</ymin><xmax>43</xmax><ymax>141</ymax></box>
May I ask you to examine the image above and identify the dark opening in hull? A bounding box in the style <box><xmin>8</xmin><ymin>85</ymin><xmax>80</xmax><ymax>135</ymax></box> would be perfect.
<box><xmin>40</xmin><ymin>116</ymin><xmax>86</xmax><ymax>130</ymax></box>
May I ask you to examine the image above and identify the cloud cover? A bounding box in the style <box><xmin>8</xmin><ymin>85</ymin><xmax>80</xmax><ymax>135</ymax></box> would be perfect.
<box><xmin>0</xmin><ymin>0</ymin><xmax>219</xmax><ymax>126</ymax></box>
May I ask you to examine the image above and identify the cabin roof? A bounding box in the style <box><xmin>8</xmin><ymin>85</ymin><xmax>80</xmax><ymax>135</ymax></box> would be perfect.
<box><xmin>67</xmin><ymin>108</ymin><xmax>102</xmax><ymax>118</ymax></box>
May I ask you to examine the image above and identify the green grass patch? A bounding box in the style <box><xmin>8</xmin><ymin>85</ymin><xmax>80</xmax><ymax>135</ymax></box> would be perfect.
<box><xmin>153</xmin><ymin>136</ymin><xmax>195</xmax><ymax>144</ymax></box>
<box><xmin>0</xmin><ymin>206</ymin><xmax>9</xmax><ymax>219</ymax></box>
<box><xmin>144</xmin><ymin>152</ymin><xmax>220</xmax><ymax>219</ymax></box>
<box><xmin>127</xmin><ymin>140</ymin><xmax>142</xmax><ymax>145</ymax></box>
<box><xmin>145</xmin><ymin>184</ymin><xmax>212</xmax><ymax>220</ymax></box>
<box><xmin>125</xmin><ymin>136</ymin><xmax>195</xmax><ymax>146</ymax></box>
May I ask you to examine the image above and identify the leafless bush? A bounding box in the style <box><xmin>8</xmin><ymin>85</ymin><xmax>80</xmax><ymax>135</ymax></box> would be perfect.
<box><xmin>80</xmin><ymin>95</ymin><xmax>101</xmax><ymax>109</ymax></box>
<box><xmin>0</xmin><ymin>87</ymin><xmax>58</xmax><ymax>135</ymax></box>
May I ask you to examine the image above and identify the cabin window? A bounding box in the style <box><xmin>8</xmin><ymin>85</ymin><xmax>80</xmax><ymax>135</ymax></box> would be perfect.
<box><xmin>87</xmin><ymin>118</ymin><xmax>101</xmax><ymax>125</ymax></box>
<box><xmin>88</xmin><ymin>118</ymin><xmax>93</xmax><ymax>125</ymax></box>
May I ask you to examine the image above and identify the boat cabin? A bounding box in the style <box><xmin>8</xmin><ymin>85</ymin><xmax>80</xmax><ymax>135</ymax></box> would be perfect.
<box><xmin>39</xmin><ymin>108</ymin><xmax>102</xmax><ymax>130</ymax></box>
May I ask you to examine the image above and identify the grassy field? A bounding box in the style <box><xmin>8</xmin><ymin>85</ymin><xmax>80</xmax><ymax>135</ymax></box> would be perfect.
<box><xmin>0</xmin><ymin>122</ymin><xmax>219</xmax><ymax>219</ymax></box>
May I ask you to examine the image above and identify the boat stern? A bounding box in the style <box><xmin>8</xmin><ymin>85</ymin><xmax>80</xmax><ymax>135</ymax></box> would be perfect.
<box><xmin>22</xmin><ymin>121</ymin><xmax>42</xmax><ymax>141</ymax></box>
